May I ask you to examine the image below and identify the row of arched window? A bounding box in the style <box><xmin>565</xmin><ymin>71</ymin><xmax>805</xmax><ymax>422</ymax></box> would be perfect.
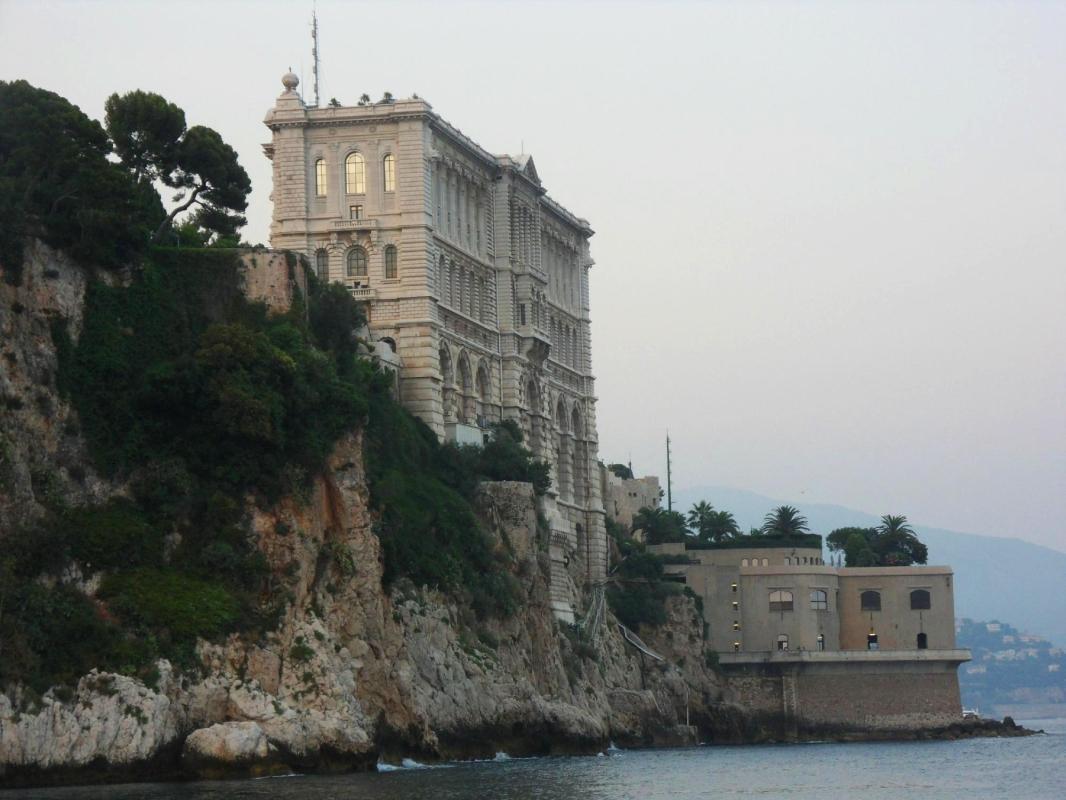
<box><xmin>861</xmin><ymin>589</ymin><xmax>932</xmax><ymax>611</ymax></box>
<box><xmin>314</xmin><ymin>245</ymin><xmax>398</xmax><ymax>281</ymax></box>
<box><xmin>763</xmin><ymin>588</ymin><xmax>932</xmax><ymax>613</ymax></box>
<box><xmin>314</xmin><ymin>153</ymin><xmax>395</xmax><ymax>197</ymax></box>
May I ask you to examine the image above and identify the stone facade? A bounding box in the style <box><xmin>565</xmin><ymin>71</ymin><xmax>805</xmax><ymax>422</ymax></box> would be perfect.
<box><xmin>718</xmin><ymin>650</ymin><xmax>969</xmax><ymax>732</ymax></box>
<box><xmin>263</xmin><ymin>75</ymin><xmax>607</xmax><ymax>608</ymax></box>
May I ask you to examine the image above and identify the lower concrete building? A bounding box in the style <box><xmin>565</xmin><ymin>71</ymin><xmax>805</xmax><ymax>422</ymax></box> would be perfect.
<box><xmin>649</xmin><ymin>539</ymin><xmax>971</xmax><ymax>731</ymax></box>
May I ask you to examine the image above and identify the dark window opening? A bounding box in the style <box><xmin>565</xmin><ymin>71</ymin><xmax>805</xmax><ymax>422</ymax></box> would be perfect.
<box><xmin>917</xmin><ymin>632</ymin><xmax>928</xmax><ymax>650</ymax></box>
<box><xmin>910</xmin><ymin>589</ymin><xmax>931</xmax><ymax>610</ymax></box>
<box><xmin>861</xmin><ymin>590</ymin><xmax>882</xmax><ymax>612</ymax></box>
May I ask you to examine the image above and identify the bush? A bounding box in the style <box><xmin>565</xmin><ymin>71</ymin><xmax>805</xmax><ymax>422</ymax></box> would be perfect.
<box><xmin>606</xmin><ymin>548</ymin><xmax>683</xmax><ymax>630</ymax></box>
<box><xmin>100</xmin><ymin>568</ymin><xmax>240</xmax><ymax>644</ymax></box>
<box><xmin>0</xmin><ymin>583</ymin><xmax>125</xmax><ymax>693</ymax></box>
<box><xmin>62</xmin><ymin>500</ymin><xmax>161</xmax><ymax>572</ymax></box>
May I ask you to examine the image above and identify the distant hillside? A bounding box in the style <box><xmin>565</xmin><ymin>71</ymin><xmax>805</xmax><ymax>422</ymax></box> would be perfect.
<box><xmin>673</xmin><ymin>485</ymin><xmax>1066</xmax><ymax>647</ymax></box>
<box><xmin>956</xmin><ymin>618</ymin><xmax>1065</xmax><ymax>716</ymax></box>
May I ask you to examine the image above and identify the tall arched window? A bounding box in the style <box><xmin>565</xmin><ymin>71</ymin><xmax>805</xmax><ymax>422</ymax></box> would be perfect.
<box><xmin>861</xmin><ymin>590</ymin><xmax>882</xmax><ymax>611</ymax></box>
<box><xmin>314</xmin><ymin>158</ymin><xmax>327</xmax><ymax>197</ymax></box>
<box><xmin>910</xmin><ymin>589</ymin><xmax>931</xmax><ymax>610</ymax></box>
<box><xmin>345</xmin><ymin>152</ymin><xmax>365</xmax><ymax>194</ymax></box>
<box><xmin>314</xmin><ymin>249</ymin><xmax>329</xmax><ymax>280</ymax></box>
<box><xmin>384</xmin><ymin>245</ymin><xmax>398</xmax><ymax>279</ymax></box>
<box><xmin>810</xmin><ymin>589</ymin><xmax>828</xmax><ymax>611</ymax></box>
<box><xmin>769</xmin><ymin>590</ymin><xmax>794</xmax><ymax>612</ymax></box>
<box><xmin>917</xmin><ymin>632</ymin><xmax>928</xmax><ymax>649</ymax></box>
<box><xmin>347</xmin><ymin>246</ymin><xmax>368</xmax><ymax>277</ymax></box>
<box><xmin>776</xmin><ymin>634</ymin><xmax>790</xmax><ymax>651</ymax></box>
<box><xmin>383</xmin><ymin>154</ymin><xmax>395</xmax><ymax>192</ymax></box>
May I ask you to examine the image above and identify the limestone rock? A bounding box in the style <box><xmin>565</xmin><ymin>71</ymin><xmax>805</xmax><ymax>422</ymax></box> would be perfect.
<box><xmin>183</xmin><ymin>722</ymin><xmax>271</xmax><ymax>764</ymax></box>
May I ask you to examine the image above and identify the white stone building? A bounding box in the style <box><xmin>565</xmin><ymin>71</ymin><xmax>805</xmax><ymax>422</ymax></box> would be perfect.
<box><xmin>264</xmin><ymin>74</ymin><xmax>607</xmax><ymax>611</ymax></box>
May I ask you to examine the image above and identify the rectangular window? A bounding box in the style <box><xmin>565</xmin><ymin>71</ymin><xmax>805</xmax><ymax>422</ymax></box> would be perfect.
<box><xmin>315</xmin><ymin>158</ymin><xmax>327</xmax><ymax>197</ymax></box>
<box><xmin>350</xmin><ymin>205</ymin><xmax>363</xmax><ymax>220</ymax></box>
<box><xmin>810</xmin><ymin>589</ymin><xmax>828</xmax><ymax>611</ymax></box>
<box><xmin>383</xmin><ymin>154</ymin><xmax>396</xmax><ymax>192</ymax></box>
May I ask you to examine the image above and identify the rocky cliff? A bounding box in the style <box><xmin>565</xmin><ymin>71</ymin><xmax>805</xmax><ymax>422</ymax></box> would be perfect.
<box><xmin>0</xmin><ymin>244</ymin><xmax>732</xmax><ymax>787</ymax></box>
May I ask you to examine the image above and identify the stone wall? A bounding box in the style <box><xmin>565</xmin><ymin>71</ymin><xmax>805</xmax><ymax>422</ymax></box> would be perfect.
<box><xmin>720</xmin><ymin>656</ymin><xmax>966</xmax><ymax>732</ymax></box>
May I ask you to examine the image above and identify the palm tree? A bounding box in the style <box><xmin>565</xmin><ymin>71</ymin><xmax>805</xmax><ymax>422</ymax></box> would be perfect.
<box><xmin>878</xmin><ymin>514</ymin><xmax>914</xmax><ymax>536</ymax></box>
<box><xmin>708</xmin><ymin>510</ymin><xmax>740</xmax><ymax>542</ymax></box>
<box><xmin>686</xmin><ymin>501</ymin><xmax>715</xmax><ymax>540</ymax></box>
<box><xmin>761</xmin><ymin>505</ymin><xmax>809</xmax><ymax>538</ymax></box>
<box><xmin>876</xmin><ymin>514</ymin><xmax>927</xmax><ymax>566</ymax></box>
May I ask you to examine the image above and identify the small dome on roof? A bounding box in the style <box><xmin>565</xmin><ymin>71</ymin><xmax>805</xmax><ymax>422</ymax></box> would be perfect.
<box><xmin>282</xmin><ymin>70</ymin><xmax>299</xmax><ymax>91</ymax></box>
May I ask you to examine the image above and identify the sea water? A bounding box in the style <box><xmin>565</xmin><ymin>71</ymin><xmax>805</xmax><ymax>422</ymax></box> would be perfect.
<box><xmin>9</xmin><ymin>719</ymin><xmax>1065</xmax><ymax>799</ymax></box>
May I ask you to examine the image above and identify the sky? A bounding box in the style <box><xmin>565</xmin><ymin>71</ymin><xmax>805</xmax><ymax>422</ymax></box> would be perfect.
<box><xmin>1</xmin><ymin>1</ymin><xmax>1063</xmax><ymax>551</ymax></box>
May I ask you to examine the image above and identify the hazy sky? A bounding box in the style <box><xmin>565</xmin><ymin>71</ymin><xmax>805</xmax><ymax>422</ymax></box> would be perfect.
<box><xmin>2</xmin><ymin>1</ymin><xmax>1063</xmax><ymax>551</ymax></box>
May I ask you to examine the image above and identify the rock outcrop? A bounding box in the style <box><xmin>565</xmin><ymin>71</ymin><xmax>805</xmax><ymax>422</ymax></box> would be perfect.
<box><xmin>0</xmin><ymin>243</ymin><xmax>724</xmax><ymax>787</ymax></box>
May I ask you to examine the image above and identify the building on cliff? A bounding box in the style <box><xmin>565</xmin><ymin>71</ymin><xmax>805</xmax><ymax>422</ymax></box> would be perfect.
<box><xmin>601</xmin><ymin>469</ymin><xmax>662</xmax><ymax>530</ymax></box>
<box><xmin>263</xmin><ymin>73</ymin><xmax>606</xmax><ymax>619</ymax></box>
<box><xmin>650</xmin><ymin>538</ymin><xmax>972</xmax><ymax>731</ymax></box>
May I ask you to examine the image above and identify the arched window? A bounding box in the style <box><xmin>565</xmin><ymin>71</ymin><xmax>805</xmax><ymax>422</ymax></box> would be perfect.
<box><xmin>910</xmin><ymin>589</ymin><xmax>931</xmax><ymax>610</ymax></box>
<box><xmin>769</xmin><ymin>590</ymin><xmax>794</xmax><ymax>612</ymax></box>
<box><xmin>762</xmin><ymin>558</ymin><xmax>769</xmax><ymax>567</ymax></box>
<box><xmin>345</xmin><ymin>152</ymin><xmax>366</xmax><ymax>194</ymax></box>
<box><xmin>816</xmin><ymin>633</ymin><xmax>825</xmax><ymax>651</ymax></box>
<box><xmin>346</xmin><ymin>246</ymin><xmax>368</xmax><ymax>277</ymax></box>
<box><xmin>384</xmin><ymin>245</ymin><xmax>398</xmax><ymax>279</ymax></box>
<box><xmin>314</xmin><ymin>248</ymin><xmax>329</xmax><ymax>280</ymax></box>
<box><xmin>917</xmin><ymin>632</ymin><xmax>928</xmax><ymax>649</ymax></box>
<box><xmin>314</xmin><ymin>158</ymin><xmax>327</xmax><ymax>197</ymax></box>
<box><xmin>741</xmin><ymin>558</ymin><xmax>749</xmax><ymax>567</ymax></box>
<box><xmin>383</xmin><ymin>154</ymin><xmax>395</xmax><ymax>192</ymax></box>
<box><xmin>776</xmin><ymin>634</ymin><xmax>789</xmax><ymax>651</ymax></box>
<box><xmin>861</xmin><ymin>590</ymin><xmax>882</xmax><ymax>612</ymax></box>
<box><xmin>785</xmin><ymin>557</ymin><xmax>791</xmax><ymax>566</ymax></box>
<box><xmin>810</xmin><ymin>589</ymin><xmax>828</xmax><ymax>611</ymax></box>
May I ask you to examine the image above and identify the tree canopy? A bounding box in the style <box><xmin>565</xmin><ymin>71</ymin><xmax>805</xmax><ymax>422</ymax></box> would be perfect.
<box><xmin>105</xmin><ymin>90</ymin><xmax>251</xmax><ymax>244</ymax></box>
<box><xmin>826</xmin><ymin>515</ymin><xmax>928</xmax><ymax>566</ymax></box>
<box><xmin>0</xmin><ymin>81</ymin><xmax>251</xmax><ymax>282</ymax></box>
<box><xmin>0</xmin><ymin>80</ymin><xmax>162</xmax><ymax>278</ymax></box>
<box><xmin>632</xmin><ymin>506</ymin><xmax>688</xmax><ymax>545</ymax></box>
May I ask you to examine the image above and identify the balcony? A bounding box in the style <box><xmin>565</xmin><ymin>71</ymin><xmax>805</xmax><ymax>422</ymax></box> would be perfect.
<box><xmin>348</xmin><ymin>285</ymin><xmax>376</xmax><ymax>301</ymax></box>
<box><xmin>330</xmin><ymin>218</ymin><xmax>378</xmax><ymax>231</ymax></box>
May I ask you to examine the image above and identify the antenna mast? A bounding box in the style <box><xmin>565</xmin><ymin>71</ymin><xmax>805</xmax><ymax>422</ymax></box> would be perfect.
<box><xmin>311</xmin><ymin>5</ymin><xmax>321</xmax><ymax>107</ymax></box>
<box><xmin>666</xmin><ymin>433</ymin><xmax>673</xmax><ymax>512</ymax></box>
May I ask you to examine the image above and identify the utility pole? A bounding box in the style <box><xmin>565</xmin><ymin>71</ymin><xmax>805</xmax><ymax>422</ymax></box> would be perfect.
<box><xmin>666</xmin><ymin>432</ymin><xmax>673</xmax><ymax>512</ymax></box>
<box><xmin>311</xmin><ymin>4</ymin><xmax>321</xmax><ymax>107</ymax></box>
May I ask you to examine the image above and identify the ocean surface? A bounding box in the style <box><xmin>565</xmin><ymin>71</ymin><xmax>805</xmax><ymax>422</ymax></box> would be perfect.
<box><xmin>9</xmin><ymin>719</ymin><xmax>1065</xmax><ymax>800</ymax></box>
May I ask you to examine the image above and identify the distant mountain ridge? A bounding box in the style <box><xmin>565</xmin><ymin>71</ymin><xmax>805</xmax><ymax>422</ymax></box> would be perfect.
<box><xmin>673</xmin><ymin>485</ymin><xmax>1066</xmax><ymax>647</ymax></box>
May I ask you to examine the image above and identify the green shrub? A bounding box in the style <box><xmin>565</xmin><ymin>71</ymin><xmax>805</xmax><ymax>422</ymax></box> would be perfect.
<box><xmin>607</xmin><ymin>548</ymin><xmax>684</xmax><ymax>630</ymax></box>
<box><xmin>0</xmin><ymin>583</ymin><xmax>125</xmax><ymax>693</ymax></box>
<box><xmin>100</xmin><ymin>568</ymin><xmax>240</xmax><ymax>644</ymax></box>
<box><xmin>62</xmin><ymin>500</ymin><xmax>161</xmax><ymax>572</ymax></box>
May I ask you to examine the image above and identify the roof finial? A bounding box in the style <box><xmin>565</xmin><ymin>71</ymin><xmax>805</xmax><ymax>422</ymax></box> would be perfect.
<box><xmin>282</xmin><ymin>68</ymin><xmax>300</xmax><ymax>92</ymax></box>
